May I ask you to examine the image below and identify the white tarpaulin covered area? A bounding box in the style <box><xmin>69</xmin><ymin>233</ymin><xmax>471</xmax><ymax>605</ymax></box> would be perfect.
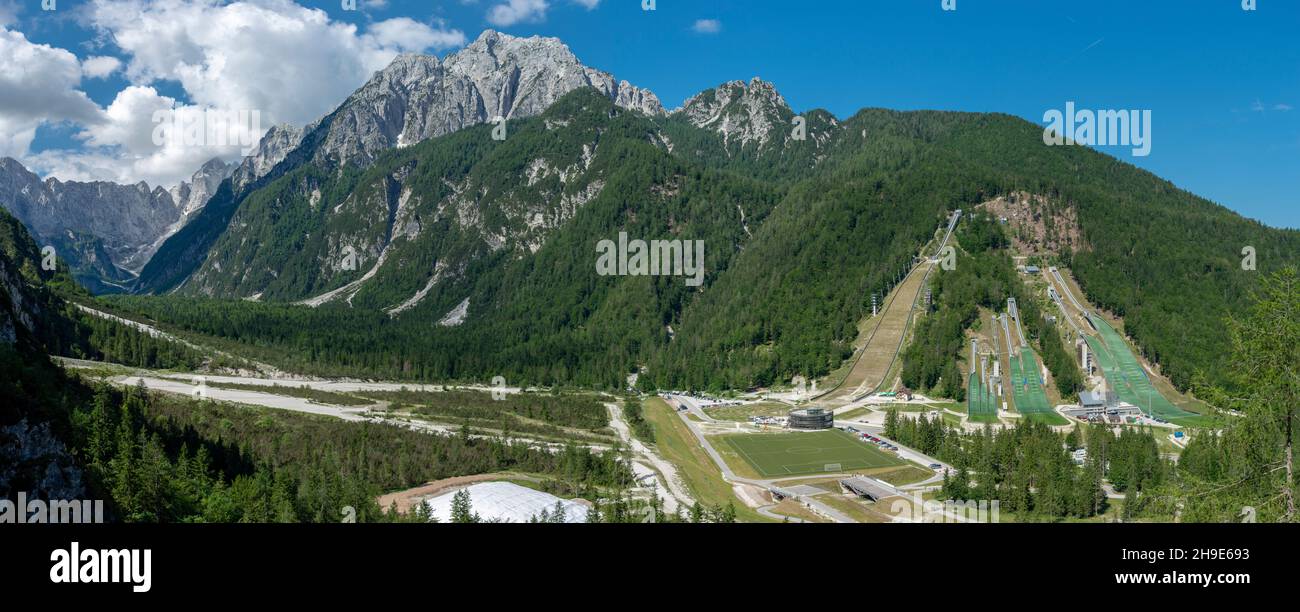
<box><xmin>423</xmin><ymin>481</ymin><xmax>589</xmax><ymax>523</ymax></box>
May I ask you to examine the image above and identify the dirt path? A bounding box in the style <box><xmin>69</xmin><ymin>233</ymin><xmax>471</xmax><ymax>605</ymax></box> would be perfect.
<box><xmin>606</xmin><ymin>402</ymin><xmax>694</xmax><ymax>513</ymax></box>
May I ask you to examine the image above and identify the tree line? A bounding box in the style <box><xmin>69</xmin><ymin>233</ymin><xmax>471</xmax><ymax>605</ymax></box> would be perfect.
<box><xmin>885</xmin><ymin>409</ymin><xmax>1150</xmax><ymax>520</ymax></box>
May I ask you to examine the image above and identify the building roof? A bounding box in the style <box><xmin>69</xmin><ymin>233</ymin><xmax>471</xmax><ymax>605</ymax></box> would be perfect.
<box><xmin>423</xmin><ymin>481</ymin><xmax>589</xmax><ymax>523</ymax></box>
<box><xmin>1079</xmin><ymin>391</ymin><xmax>1105</xmax><ymax>406</ymax></box>
<box><xmin>840</xmin><ymin>476</ymin><xmax>898</xmax><ymax>501</ymax></box>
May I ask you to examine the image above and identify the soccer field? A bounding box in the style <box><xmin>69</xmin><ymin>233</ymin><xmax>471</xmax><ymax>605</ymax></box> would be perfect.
<box><xmin>720</xmin><ymin>430</ymin><xmax>906</xmax><ymax>477</ymax></box>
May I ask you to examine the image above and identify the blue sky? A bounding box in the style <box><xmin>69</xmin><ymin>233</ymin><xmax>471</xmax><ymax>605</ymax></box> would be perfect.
<box><xmin>4</xmin><ymin>0</ymin><xmax>1297</xmax><ymax>228</ymax></box>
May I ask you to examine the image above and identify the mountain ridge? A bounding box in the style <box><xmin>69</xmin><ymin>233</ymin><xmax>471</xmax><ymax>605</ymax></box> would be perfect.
<box><xmin>44</xmin><ymin>28</ymin><xmax>1300</xmax><ymax>395</ymax></box>
<box><xmin>0</xmin><ymin>156</ymin><xmax>239</xmax><ymax>292</ymax></box>
<box><xmin>133</xmin><ymin>29</ymin><xmax>668</xmax><ymax>295</ymax></box>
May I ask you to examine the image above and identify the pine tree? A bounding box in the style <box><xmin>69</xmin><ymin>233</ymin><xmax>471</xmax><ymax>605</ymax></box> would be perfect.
<box><xmin>884</xmin><ymin>407</ymin><xmax>900</xmax><ymax>439</ymax></box>
<box><xmin>108</xmin><ymin>408</ymin><xmax>138</xmax><ymax>520</ymax></box>
<box><xmin>135</xmin><ymin>432</ymin><xmax>171</xmax><ymax>522</ymax></box>
<box><xmin>1065</xmin><ymin>424</ymin><xmax>1080</xmax><ymax>451</ymax></box>
<box><xmin>450</xmin><ymin>489</ymin><xmax>478</xmax><ymax>523</ymax></box>
<box><xmin>1196</xmin><ymin>268</ymin><xmax>1300</xmax><ymax>521</ymax></box>
<box><xmin>86</xmin><ymin>385</ymin><xmax>116</xmax><ymax>473</ymax></box>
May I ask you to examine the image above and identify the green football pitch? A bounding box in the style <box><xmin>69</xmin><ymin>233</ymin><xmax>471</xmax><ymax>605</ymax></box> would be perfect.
<box><xmin>720</xmin><ymin>430</ymin><xmax>907</xmax><ymax>477</ymax></box>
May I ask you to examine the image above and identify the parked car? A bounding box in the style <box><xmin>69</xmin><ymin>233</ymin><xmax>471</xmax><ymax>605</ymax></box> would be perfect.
<box><xmin>929</xmin><ymin>463</ymin><xmax>942</xmax><ymax>469</ymax></box>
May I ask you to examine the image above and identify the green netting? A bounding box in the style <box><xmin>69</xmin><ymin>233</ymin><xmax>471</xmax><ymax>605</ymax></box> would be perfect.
<box><xmin>1086</xmin><ymin>315</ymin><xmax>1202</xmax><ymax>424</ymax></box>
<box><xmin>1009</xmin><ymin>348</ymin><xmax>1056</xmax><ymax>422</ymax></box>
<box><xmin>967</xmin><ymin>372</ymin><xmax>996</xmax><ymax>418</ymax></box>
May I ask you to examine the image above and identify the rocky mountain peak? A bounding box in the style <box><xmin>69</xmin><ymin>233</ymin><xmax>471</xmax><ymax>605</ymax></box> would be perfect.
<box><xmin>170</xmin><ymin>157</ymin><xmax>235</xmax><ymax>218</ymax></box>
<box><xmin>231</xmin><ymin>123</ymin><xmax>306</xmax><ymax>190</ymax></box>
<box><xmin>0</xmin><ymin>158</ymin><xmax>182</xmax><ymax>289</ymax></box>
<box><xmin>0</xmin><ymin>152</ymin><xmax>241</xmax><ymax>291</ymax></box>
<box><xmin>449</xmin><ymin>29</ymin><xmax>583</xmax><ymax>78</ymax></box>
<box><xmin>307</xmin><ymin>29</ymin><xmax>663</xmax><ymax>167</ymax></box>
<box><xmin>369</xmin><ymin>52</ymin><xmax>443</xmax><ymax>91</ymax></box>
<box><xmin>676</xmin><ymin>77</ymin><xmax>796</xmax><ymax>148</ymax></box>
<box><xmin>197</xmin><ymin>156</ymin><xmax>233</xmax><ymax>175</ymax></box>
<box><xmin>0</xmin><ymin>157</ymin><xmax>26</xmax><ymax>173</ymax></box>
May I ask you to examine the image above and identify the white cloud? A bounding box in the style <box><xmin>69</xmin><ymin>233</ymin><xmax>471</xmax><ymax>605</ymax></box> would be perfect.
<box><xmin>0</xmin><ymin>117</ymin><xmax>38</xmax><ymax>160</ymax></box>
<box><xmin>79</xmin><ymin>86</ymin><xmax>175</xmax><ymax>156</ymax></box>
<box><xmin>366</xmin><ymin>17</ymin><xmax>465</xmax><ymax>51</ymax></box>
<box><xmin>29</xmin><ymin>85</ymin><xmax>261</xmax><ymax>186</ymax></box>
<box><xmin>1250</xmin><ymin>100</ymin><xmax>1294</xmax><ymax>114</ymax></box>
<box><xmin>0</xmin><ymin>27</ymin><xmax>103</xmax><ymax>157</ymax></box>
<box><xmin>81</xmin><ymin>55</ymin><xmax>122</xmax><ymax>79</ymax></box>
<box><xmin>87</xmin><ymin>0</ymin><xmax>462</xmax><ymax>128</ymax></box>
<box><xmin>487</xmin><ymin>0</ymin><xmax>549</xmax><ymax>27</ymax></box>
<box><xmin>692</xmin><ymin>19</ymin><xmax>721</xmax><ymax>34</ymax></box>
<box><xmin>572</xmin><ymin>0</ymin><xmax>600</xmax><ymax>8</ymax></box>
<box><xmin>0</xmin><ymin>0</ymin><xmax>467</xmax><ymax>188</ymax></box>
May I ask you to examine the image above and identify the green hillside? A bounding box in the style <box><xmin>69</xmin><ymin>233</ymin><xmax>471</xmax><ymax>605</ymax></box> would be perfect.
<box><xmin>112</xmin><ymin>88</ymin><xmax>1297</xmax><ymax>394</ymax></box>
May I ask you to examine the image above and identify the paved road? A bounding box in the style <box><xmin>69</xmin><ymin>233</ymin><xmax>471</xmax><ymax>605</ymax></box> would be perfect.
<box><xmin>60</xmin><ymin>356</ymin><xmax>525</xmax><ymax>396</ymax></box>
<box><xmin>117</xmin><ymin>375</ymin><xmax>372</xmax><ymax>421</ymax></box>
<box><xmin>834</xmin><ymin>420</ymin><xmax>949</xmax><ymax>488</ymax></box>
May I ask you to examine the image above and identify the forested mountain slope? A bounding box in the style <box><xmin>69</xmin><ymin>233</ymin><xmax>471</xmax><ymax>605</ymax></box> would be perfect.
<box><xmin>135</xmin><ymin>30</ymin><xmax>663</xmax><ymax>296</ymax></box>
<box><xmin>0</xmin><ymin>212</ymin><xmax>91</xmax><ymax>502</ymax></box>
<box><xmin>116</xmin><ymin>51</ymin><xmax>1296</xmax><ymax>394</ymax></box>
<box><xmin>3</xmin><ymin>211</ymin><xmax>630</xmax><ymax>522</ymax></box>
<box><xmin>891</xmin><ymin>113</ymin><xmax>1300</xmax><ymax>391</ymax></box>
<box><xmin>1</xmin><ymin>210</ymin><xmax>197</xmax><ymax>502</ymax></box>
<box><xmin>669</xmin><ymin>105</ymin><xmax>1299</xmax><ymax>392</ymax></box>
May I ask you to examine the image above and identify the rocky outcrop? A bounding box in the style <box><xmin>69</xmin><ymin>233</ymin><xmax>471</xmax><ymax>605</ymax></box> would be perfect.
<box><xmin>231</xmin><ymin>123</ymin><xmax>306</xmax><ymax>190</ymax></box>
<box><xmin>0</xmin><ymin>213</ymin><xmax>86</xmax><ymax>503</ymax></box>
<box><xmin>309</xmin><ymin>30</ymin><xmax>664</xmax><ymax>167</ymax></box>
<box><xmin>675</xmin><ymin>78</ymin><xmax>796</xmax><ymax>149</ymax></box>
<box><xmin>0</xmin><ymin>156</ymin><xmax>238</xmax><ymax>291</ymax></box>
